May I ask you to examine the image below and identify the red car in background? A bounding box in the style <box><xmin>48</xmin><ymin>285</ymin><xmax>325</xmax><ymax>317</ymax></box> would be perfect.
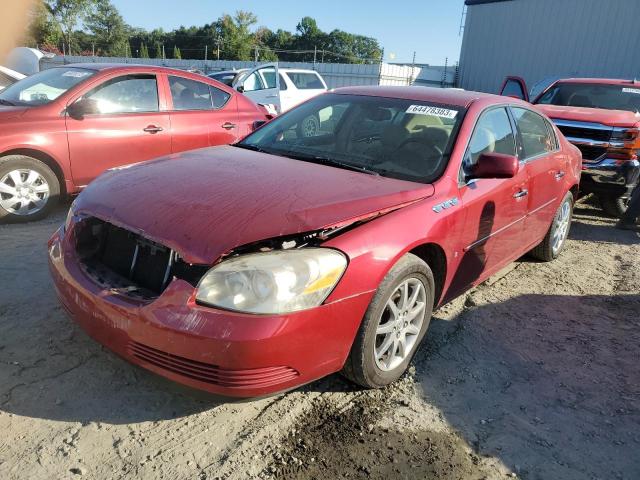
<box><xmin>501</xmin><ymin>76</ymin><xmax>640</xmax><ymax>217</ymax></box>
<box><xmin>49</xmin><ymin>87</ymin><xmax>581</xmax><ymax>397</ymax></box>
<box><xmin>0</xmin><ymin>63</ymin><xmax>268</xmax><ymax>222</ymax></box>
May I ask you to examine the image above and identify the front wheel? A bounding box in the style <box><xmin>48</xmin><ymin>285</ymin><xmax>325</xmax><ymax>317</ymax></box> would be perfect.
<box><xmin>0</xmin><ymin>155</ymin><xmax>60</xmax><ymax>223</ymax></box>
<box><xmin>342</xmin><ymin>253</ymin><xmax>435</xmax><ymax>388</ymax></box>
<box><xmin>529</xmin><ymin>191</ymin><xmax>574</xmax><ymax>262</ymax></box>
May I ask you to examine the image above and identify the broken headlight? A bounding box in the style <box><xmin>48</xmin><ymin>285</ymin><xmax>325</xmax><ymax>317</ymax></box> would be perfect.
<box><xmin>195</xmin><ymin>248</ymin><xmax>347</xmax><ymax>314</ymax></box>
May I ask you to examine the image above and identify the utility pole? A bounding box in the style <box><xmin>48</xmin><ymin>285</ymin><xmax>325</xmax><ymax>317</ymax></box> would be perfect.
<box><xmin>313</xmin><ymin>46</ymin><xmax>317</xmax><ymax>68</ymax></box>
<box><xmin>92</xmin><ymin>43</ymin><xmax>95</xmax><ymax>57</ymax></box>
<box><xmin>216</xmin><ymin>36</ymin><xmax>221</xmax><ymax>60</ymax></box>
<box><xmin>442</xmin><ymin>57</ymin><xmax>448</xmax><ymax>87</ymax></box>
<box><xmin>409</xmin><ymin>51</ymin><xmax>416</xmax><ymax>86</ymax></box>
<box><xmin>204</xmin><ymin>45</ymin><xmax>208</xmax><ymax>61</ymax></box>
<box><xmin>254</xmin><ymin>45</ymin><xmax>259</xmax><ymax>63</ymax></box>
<box><xmin>162</xmin><ymin>44</ymin><xmax>166</xmax><ymax>60</ymax></box>
<box><xmin>321</xmin><ymin>49</ymin><xmax>325</xmax><ymax>63</ymax></box>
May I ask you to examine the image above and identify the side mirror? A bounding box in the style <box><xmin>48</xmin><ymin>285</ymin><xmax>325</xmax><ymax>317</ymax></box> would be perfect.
<box><xmin>472</xmin><ymin>152</ymin><xmax>519</xmax><ymax>179</ymax></box>
<box><xmin>236</xmin><ymin>85</ymin><xmax>245</xmax><ymax>93</ymax></box>
<box><xmin>66</xmin><ymin>98</ymin><xmax>98</xmax><ymax>120</ymax></box>
<box><xmin>252</xmin><ymin>120</ymin><xmax>267</xmax><ymax>130</ymax></box>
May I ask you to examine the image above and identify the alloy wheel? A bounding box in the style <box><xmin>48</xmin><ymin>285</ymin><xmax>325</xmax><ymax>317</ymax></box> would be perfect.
<box><xmin>374</xmin><ymin>277</ymin><xmax>426</xmax><ymax>371</ymax></box>
<box><xmin>0</xmin><ymin>169</ymin><xmax>50</xmax><ymax>216</ymax></box>
<box><xmin>551</xmin><ymin>198</ymin><xmax>571</xmax><ymax>254</ymax></box>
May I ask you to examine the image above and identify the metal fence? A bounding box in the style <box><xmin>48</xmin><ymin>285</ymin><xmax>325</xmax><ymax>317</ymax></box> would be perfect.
<box><xmin>41</xmin><ymin>55</ymin><xmax>455</xmax><ymax>89</ymax></box>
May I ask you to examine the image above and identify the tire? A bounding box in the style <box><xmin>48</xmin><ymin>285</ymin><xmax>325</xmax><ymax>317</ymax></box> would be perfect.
<box><xmin>529</xmin><ymin>191</ymin><xmax>574</xmax><ymax>262</ymax></box>
<box><xmin>0</xmin><ymin>155</ymin><xmax>60</xmax><ymax>223</ymax></box>
<box><xmin>298</xmin><ymin>114</ymin><xmax>320</xmax><ymax>137</ymax></box>
<box><xmin>342</xmin><ymin>253</ymin><xmax>435</xmax><ymax>388</ymax></box>
<box><xmin>598</xmin><ymin>194</ymin><xmax>629</xmax><ymax>218</ymax></box>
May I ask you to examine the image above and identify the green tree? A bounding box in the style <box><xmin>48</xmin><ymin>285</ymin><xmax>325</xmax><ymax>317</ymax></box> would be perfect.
<box><xmin>216</xmin><ymin>10</ymin><xmax>257</xmax><ymax>60</ymax></box>
<box><xmin>44</xmin><ymin>0</ymin><xmax>97</xmax><ymax>54</ymax></box>
<box><xmin>85</xmin><ymin>0</ymin><xmax>128</xmax><ymax>56</ymax></box>
<box><xmin>25</xmin><ymin>1</ymin><xmax>62</xmax><ymax>48</ymax></box>
<box><xmin>172</xmin><ymin>45</ymin><xmax>181</xmax><ymax>59</ymax></box>
<box><xmin>139</xmin><ymin>42</ymin><xmax>149</xmax><ymax>58</ymax></box>
<box><xmin>154</xmin><ymin>41</ymin><xmax>163</xmax><ymax>59</ymax></box>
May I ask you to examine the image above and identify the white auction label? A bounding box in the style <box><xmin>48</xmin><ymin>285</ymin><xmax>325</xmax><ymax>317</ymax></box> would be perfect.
<box><xmin>622</xmin><ymin>87</ymin><xmax>640</xmax><ymax>95</ymax></box>
<box><xmin>406</xmin><ymin>105</ymin><xmax>458</xmax><ymax>119</ymax></box>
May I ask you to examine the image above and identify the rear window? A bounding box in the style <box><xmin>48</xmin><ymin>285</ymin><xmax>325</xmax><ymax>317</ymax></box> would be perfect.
<box><xmin>536</xmin><ymin>83</ymin><xmax>640</xmax><ymax>113</ymax></box>
<box><xmin>285</xmin><ymin>72</ymin><xmax>325</xmax><ymax>90</ymax></box>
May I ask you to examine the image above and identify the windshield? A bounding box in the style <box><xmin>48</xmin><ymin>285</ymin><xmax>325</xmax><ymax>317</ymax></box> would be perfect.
<box><xmin>237</xmin><ymin>93</ymin><xmax>464</xmax><ymax>183</ymax></box>
<box><xmin>535</xmin><ymin>82</ymin><xmax>640</xmax><ymax>113</ymax></box>
<box><xmin>0</xmin><ymin>67</ymin><xmax>95</xmax><ymax>107</ymax></box>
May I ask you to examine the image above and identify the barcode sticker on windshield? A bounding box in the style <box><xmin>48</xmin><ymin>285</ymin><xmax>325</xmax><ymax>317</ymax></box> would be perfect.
<box><xmin>406</xmin><ymin>105</ymin><xmax>458</xmax><ymax>119</ymax></box>
<box><xmin>622</xmin><ymin>87</ymin><xmax>640</xmax><ymax>95</ymax></box>
<box><xmin>62</xmin><ymin>71</ymin><xmax>90</xmax><ymax>78</ymax></box>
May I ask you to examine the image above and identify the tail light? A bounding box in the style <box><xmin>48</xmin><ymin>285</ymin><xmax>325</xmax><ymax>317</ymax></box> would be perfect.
<box><xmin>608</xmin><ymin>127</ymin><xmax>640</xmax><ymax>161</ymax></box>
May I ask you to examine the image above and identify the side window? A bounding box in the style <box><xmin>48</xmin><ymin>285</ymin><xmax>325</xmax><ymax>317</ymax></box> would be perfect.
<box><xmin>243</xmin><ymin>71</ymin><xmax>264</xmax><ymax>92</ymax></box>
<box><xmin>84</xmin><ymin>74</ymin><xmax>158</xmax><ymax>114</ymax></box>
<box><xmin>511</xmin><ymin>107</ymin><xmax>555</xmax><ymax>159</ymax></box>
<box><xmin>169</xmin><ymin>76</ymin><xmax>213</xmax><ymax>111</ymax></box>
<box><xmin>545</xmin><ymin>118</ymin><xmax>559</xmax><ymax>150</ymax></box>
<box><xmin>259</xmin><ymin>67</ymin><xmax>277</xmax><ymax>89</ymax></box>
<box><xmin>501</xmin><ymin>79</ymin><xmax>527</xmax><ymax>100</ymax></box>
<box><xmin>286</xmin><ymin>72</ymin><xmax>325</xmax><ymax>90</ymax></box>
<box><xmin>0</xmin><ymin>72</ymin><xmax>13</xmax><ymax>90</ymax></box>
<box><xmin>210</xmin><ymin>85</ymin><xmax>231</xmax><ymax>109</ymax></box>
<box><xmin>279</xmin><ymin>74</ymin><xmax>288</xmax><ymax>91</ymax></box>
<box><xmin>466</xmin><ymin>107</ymin><xmax>516</xmax><ymax>167</ymax></box>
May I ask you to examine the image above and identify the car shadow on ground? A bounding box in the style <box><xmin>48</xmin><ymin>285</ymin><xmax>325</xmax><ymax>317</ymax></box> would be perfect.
<box><xmin>414</xmin><ymin>292</ymin><xmax>640</xmax><ymax>480</ymax></box>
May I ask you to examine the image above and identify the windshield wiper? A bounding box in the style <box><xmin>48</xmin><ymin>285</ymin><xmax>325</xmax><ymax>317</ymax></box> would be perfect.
<box><xmin>282</xmin><ymin>152</ymin><xmax>380</xmax><ymax>175</ymax></box>
<box><xmin>0</xmin><ymin>99</ymin><xmax>16</xmax><ymax>106</ymax></box>
<box><xmin>233</xmin><ymin>143</ymin><xmax>272</xmax><ymax>154</ymax></box>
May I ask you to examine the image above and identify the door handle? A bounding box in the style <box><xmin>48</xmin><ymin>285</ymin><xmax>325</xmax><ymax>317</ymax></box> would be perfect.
<box><xmin>266</xmin><ymin>94</ymin><xmax>279</xmax><ymax>98</ymax></box>
<box><xmin>221</xmin><ymin>122</ymin><xmax>236</xmax><ymax>130</ymax></box>
<box><xmin>143</xmin><ymin>125</ymin><xmax>163</xmax><ymax>133</ymax></box>
<box><xmin>513</xmin><ymin>189</ymin><xmax>528</xmax><ymax>199</ymax></box>
<box><xmin>555</xmin><ymin>171</ymin><xmax>566</xmax><ymax>180</ymax></box>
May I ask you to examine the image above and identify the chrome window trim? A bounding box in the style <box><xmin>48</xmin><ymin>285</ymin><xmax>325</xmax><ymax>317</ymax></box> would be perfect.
<box><xmin>551</xmin><ymin>118</ymin><xmax>614</xmax><ymax>131</ymax></box>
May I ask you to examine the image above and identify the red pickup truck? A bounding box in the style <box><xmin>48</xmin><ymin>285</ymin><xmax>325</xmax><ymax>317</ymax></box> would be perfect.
<box><xmin>501</xmin><ymin>77</ymin><xmax>640</xmax><ymax>217</ymax></box>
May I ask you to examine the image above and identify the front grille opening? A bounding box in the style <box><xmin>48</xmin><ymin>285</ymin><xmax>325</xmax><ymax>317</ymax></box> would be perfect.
<box><xmin>556</xmin><ymin>125</ymin><xmax>612</xmax><ymax>142</ymax></box>
<box><xmin>74</xmin><ymin>218</ymin><xmax>209</xmax><ymax>299</ymax></box>
<box><xmin>575</xmin><ymin>144</ymin><xmax>607</xmax><ymax>161</ymax></box>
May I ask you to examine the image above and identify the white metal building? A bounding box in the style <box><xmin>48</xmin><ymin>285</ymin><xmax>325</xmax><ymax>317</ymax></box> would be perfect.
<box><xmin>458</xmin><ymin>0</ymin><xmax>640</xmax><ymax>95</ymax></box>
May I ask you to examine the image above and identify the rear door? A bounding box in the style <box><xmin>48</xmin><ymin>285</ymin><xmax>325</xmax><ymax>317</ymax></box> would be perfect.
<box><xmin>449</xmin><ymin>107</ymin><xmax>530</xmax><ymax>297</ymax></box>
<box><xmin>66</xmin><ymin>72</ymin><xmax>171</xmax><ymax>186</ymax></box>
<box><xmin>166</xmin><ymin>74</ymin><xmax>238</xmax><ymax>152</ymax></box>
<box><xmin>500</xmin><ymin>76</ymin><xmax>529</xmax><ymax>102</ymax></box>
<box><xmin>234</xmin><ymin>63</ymin><xmax>281</xmax><ymax>113</ymax></box>
<box><xmin>510</xmin><ymin>106</ymin><xmax>566</xmax><ymax>240</ymax></box>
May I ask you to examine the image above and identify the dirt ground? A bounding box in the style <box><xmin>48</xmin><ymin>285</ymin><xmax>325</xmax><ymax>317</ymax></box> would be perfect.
<box><xmin>1</xmin><ymin>197</ymin><xmax>638</xmax><ymax>480</ymax></box>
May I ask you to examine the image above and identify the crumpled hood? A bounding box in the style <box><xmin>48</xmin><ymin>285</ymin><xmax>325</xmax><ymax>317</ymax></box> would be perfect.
<box><xmin>76</xmin><ymin>146</ymin><xmax>434</xmax><ymax>264</ymax></box>
<box><xmin>536</xmin><ymin>104</ymin><xmax>640</xmax><ymax>128</ymax></box>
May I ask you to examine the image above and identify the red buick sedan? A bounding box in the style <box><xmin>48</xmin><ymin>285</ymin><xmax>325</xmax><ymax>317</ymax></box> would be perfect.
<box><xmin>0</xmin><ymin>63</ymin><xmax>268</xmax><ymax>222</ymax></box>
<box><xmin>49</xmin><ymin>87</ymin><xmax>581</xmax><ymax>397</ymax></box>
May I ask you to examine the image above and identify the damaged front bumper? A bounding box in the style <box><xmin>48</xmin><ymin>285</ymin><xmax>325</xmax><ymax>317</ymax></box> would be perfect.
<box><xmin>48</xmin><ymin>227</ymin><xmax>372</xmax><ymax>398</ymax></box>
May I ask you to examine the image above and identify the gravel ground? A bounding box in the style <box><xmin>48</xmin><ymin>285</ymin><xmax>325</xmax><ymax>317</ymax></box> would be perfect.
<box><xmin>0</xmin><ymin>197</ymin><xmax>638</xmax><ymax>480</ymax></box>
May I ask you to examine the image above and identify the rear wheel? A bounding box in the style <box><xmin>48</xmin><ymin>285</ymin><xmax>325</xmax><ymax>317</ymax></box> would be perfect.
<box><xmin>598</xmin><ymin>194</ymin><xmax>629</xmax><ymax>218</ymax></box>
<box><xmin>342</xmin><ymin>253</ymin><xmax>434</xmax><ymax>388</ymax></box>
<box><xmin>0</xmin><ymin>155</ymin><xmax>60</xmax><ymax>223</ymax></box>
<box><xmin>529</xmin><ymin>191</ymin><xmax>574</xmax><ymax>262</ymax></box>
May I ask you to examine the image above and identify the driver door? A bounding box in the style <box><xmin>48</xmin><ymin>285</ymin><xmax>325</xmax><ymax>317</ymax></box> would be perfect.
<box><xmin>65</xmin><ymin>73</ymin><xmax>171</xmax><ymax>186</ymax></box>
<box><xmin>234</xmin><ymin>63</ymin><xmax>281</xmax><ymax>113</ymax></box>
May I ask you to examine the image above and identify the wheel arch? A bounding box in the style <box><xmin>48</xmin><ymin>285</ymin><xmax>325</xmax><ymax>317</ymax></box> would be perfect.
<box><xmin>408</xmin><ymin>242</ymin><xmax>448</xmax><ymax>307</ymax></box>
<box><xmin>0</xmin><ymin>148</ymin><xmax>67</xmax><ymax>196</ymax></box>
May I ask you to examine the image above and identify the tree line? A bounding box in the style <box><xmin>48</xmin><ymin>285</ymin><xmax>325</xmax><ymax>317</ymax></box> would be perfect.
<box><xmin>26</xmin><ymin>0</ymin><xmax>383</xmax><ymax>64</ymax></box>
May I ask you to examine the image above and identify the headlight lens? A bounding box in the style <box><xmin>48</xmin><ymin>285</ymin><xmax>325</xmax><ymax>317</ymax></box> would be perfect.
<box><xmin>195</xmin><ymin>248</ymin><xmax>347</xmax><ymax>314</ymax></box>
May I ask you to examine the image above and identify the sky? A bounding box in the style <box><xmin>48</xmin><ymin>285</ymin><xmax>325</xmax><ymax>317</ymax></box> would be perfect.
<box><xmin>110</xmin><ymin>0</ymin><xmax>465</xmax><ymax>65</ymax></box>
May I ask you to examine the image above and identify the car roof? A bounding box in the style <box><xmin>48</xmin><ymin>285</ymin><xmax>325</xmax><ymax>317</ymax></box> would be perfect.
<box><xmin>556</xmin><ymin>78</ymin><xmax>640</xmax><ymax>86</ymax></box>
<box><xmin>59</xmin><ymin>63</ymin><xmax>205</xmax><ymax>77</ymax></box>
<box><xmin>331</xmin><ymin>86</ymin><xmax>502</xmax><ymax>108</ymax></box>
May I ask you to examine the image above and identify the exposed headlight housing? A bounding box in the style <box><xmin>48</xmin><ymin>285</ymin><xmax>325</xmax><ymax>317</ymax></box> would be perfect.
<box><xmin>195</xmin><ymin>248</ymin><xmax>347</xmax><ymax>314</ymax></box>
<box><xmin>64</xmin><ymin>200</ymin><xmax>77</xmax><ymax>232</ymax></box>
